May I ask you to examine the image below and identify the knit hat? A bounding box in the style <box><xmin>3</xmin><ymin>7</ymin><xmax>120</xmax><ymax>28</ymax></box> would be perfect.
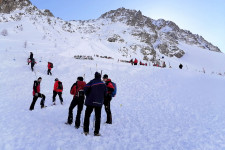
<box><xmin>55</xmin><ymin>78</ymin><xmax>58</xmax><ymax>81</ymax></box>
<box><xmin>38</xmin><ymin>77</ymin><xmax>42</xmax><ymax>80</ymax></box>
<box><xmin>77</xmin><ymin>76</ymin><xmax>83</xmax><ymax>81</ymax></box>
<box><xmin>103</xmin><ymin>74</ymin><xmax>108</xmax><ymax>79</ymax></box>
<box><xmin>95</xmin><ymin>72</ymin><xmax>101</xmax><ymax>79</ymax></box>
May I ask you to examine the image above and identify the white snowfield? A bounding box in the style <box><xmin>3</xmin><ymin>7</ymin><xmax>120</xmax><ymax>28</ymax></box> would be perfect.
<box><xmin>1</xmin><ymin>9</ymin><xmax>225</xmax><ymax>150</ymax></box>
<box><xmin>1</xmin><ymin>46</ymin><xmax>225</xmax><ymax>150</ymax></box>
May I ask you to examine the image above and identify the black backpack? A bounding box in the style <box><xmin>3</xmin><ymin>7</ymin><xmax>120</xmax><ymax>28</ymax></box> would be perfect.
<box><xmin>49</xmin><ymin>62</ymin><xmax>53</xmax><ymax>68</ymax></box>
<box><xmin>76</xmin><ymin>83</ymin><xmax>84</xmax><ymax>97</ymax></box>
<box><xmin>57</xmin><ymin>81</ymin><xmax>63</xmax><ymax>90</ymax></box>
<box><xmin>78</xmin><ymin>90</ymin><xmax>84</xmax><ymax>97</ymax></box>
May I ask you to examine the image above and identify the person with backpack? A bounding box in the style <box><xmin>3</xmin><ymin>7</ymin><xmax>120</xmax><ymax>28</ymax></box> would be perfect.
<box><xmin>133</xmin><ymin>58</ymin><xmax>138</xmax><ymax>65</ymax></box>
<box><xmin>103</xmin><ymin>74</ymin><xmax>115</xmax><ymax>124</ymax></box>
<box><xmin>65</xmin><ymin>77</ymin><xmax>86</xmax><ymax>128</ymax></box>
<box><xmin>29</xmin><ymin>77</ymin><xmax>46</xmax><ymax>110</ymax></box>
<box><xmin>83</xmin><ymin>72</ymin><xmax>107</xmax><ymax>136</ymax></box>
<box><xmin>47</xmin><ymin>62</ymin><xmax>53</xmax><ymax>75</ymax></box>
<box><xmin>28</xmin><ymin>58</ymin><xmax>36</xmax><ymax>71</ymax></box>
<box><xmin>52</xmin><ymin>78</ymin><xmax>63</xmax><ymax>105</ymax></box>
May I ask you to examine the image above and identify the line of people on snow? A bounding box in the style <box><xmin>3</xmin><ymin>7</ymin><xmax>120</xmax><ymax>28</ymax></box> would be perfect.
<box><xmin>129</xmin><ymin>58</ymin><xmax>167</xmax><ymax>68</ymax></box>
<box><xmin>29</xmin><ymin>72</ymin><xmax>116</xmax><ymax>136</ymax></box>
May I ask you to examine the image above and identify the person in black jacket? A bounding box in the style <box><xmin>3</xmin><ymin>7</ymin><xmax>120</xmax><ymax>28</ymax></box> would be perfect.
<box><xmin>83</xmin><ymin>72</ymin><xmax>107</xmax><ymax>136</ymax></box>
<box><xmin>103</xmin><ymin>74</ymin><xmax>114</xmax><ymax>124</ymax></box>
<box><xmin>28</xmin><ymin>52</ymin><xmax>33</xmax><ymax>65</ymax></box>
<box><xmin>179</xmin><ymin>63</ymin><xmax>183</xmax><ymax>69</ymax></box>
<box><xmin>28</xmin><ymin>58</ymin><xmax>36</xmax><ymax>71</ymax></box>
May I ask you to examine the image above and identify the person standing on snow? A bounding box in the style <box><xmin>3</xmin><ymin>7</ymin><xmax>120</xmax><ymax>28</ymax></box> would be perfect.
<box><xmin>179</xmin><ymin>63</ymin><xmax>183</xmax><ymax>69</ymax></box>
<box><xmin>29</xmin><ymin>77</ymin><xmax>46</xmax><ymax>110</ymax></box>
<box><xmin>65</xmin><ymin>77</ymin><xmax>86</xmax><ymax>128</ymax></box>
<box><xmin>28</xmin><ymin>52</ymin><xmax>33</xmax><ymax>65</ymax></box>
<box><xmin>130</xmin><ymin>59</ymin><xmax>133</xmax><ymax>65</ymax></box>
<box><xmin>52</xmin><ymin>78</ymin><xmax>63</xmax><ymax>105</ymax></box>
<box><xmin>103</xmin><ymin>74</ymin><xmax>114</xmax><ymax>124</ymax></box>
<box><xmin>47</xmin><ymin>62</ymin><xmax>53</xmax><ymax>75</ymax></box>
<box><xmin>133</xmin><ymin>58</ymin><xmax>138</xmax><ymax>65</ymax></box>
<box><xmin>83</xmin><ymin>72</ymin><xmax>107</xmax><ymax>136</ymax></box>
<box><xmin>28</xmin><ymin>58</ymin><xmax>36</xmax><ymax>71</ymax></box>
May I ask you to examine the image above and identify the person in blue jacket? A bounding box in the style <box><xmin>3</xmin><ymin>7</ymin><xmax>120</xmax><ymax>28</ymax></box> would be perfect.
<box><xmin>83</xmin><ymin>72</ymin><xmax>107</xmax><ymax>136</ymax></box>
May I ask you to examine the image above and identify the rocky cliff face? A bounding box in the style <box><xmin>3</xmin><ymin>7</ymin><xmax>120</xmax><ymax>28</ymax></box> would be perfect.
<box><xmin>0</xmin><ymin>0</ymin><xmax>31</xmax><ymax>13</ymax></box>
<box><xmin>100</xmin><ymin>7</ymin><xmax>221</xmax><ymax>59</ymax></box>
<box><xmin>0</xmin><ymin>0</ymin><xmax>53</xmax><ymax>16</ymax></box>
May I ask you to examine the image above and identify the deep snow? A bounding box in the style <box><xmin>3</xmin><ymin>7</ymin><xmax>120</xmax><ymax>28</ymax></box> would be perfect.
<box><xmin>1</xmin><ymin>47</ymin><xmax>225</xmax><ymax>150</ymax></box>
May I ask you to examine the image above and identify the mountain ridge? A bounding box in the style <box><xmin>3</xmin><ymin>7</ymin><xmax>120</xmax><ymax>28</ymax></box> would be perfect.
<box><xmin>0</xmin><ymin>1</ymin><xmax>221</xmax><ymax>64</ymax></box>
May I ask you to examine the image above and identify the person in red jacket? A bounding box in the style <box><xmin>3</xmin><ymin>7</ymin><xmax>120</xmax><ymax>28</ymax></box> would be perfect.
<box><xmin>29</xmin><ymin>77</ymin><xmax>46</xmax><ymax>110</ymax></box>
<box><xmin>65</xmin><ymin>76</ymin><xmax>86</xmax><ymax>128</ymax></box>
<box><xmin>133</xmin><ymin>58</ymin><xmax>138</xmax><ymax>65</ymax></box>
<box><xmin>52</xmin><ymin>78</ymin><xmax>63</xmax><ymax>105</ymax></box>
<box><xmin>47</xmin><ymin>62</ymin><xmax>52</xmax><ymax>75</ymax></box>
<box><xmin>103</xmin><ymin>74</ymin><xmax>114</xmax><ymax>124</ymax></box>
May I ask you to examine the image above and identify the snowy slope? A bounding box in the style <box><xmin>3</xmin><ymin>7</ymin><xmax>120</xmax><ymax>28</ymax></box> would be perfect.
<box><xmin>1</xmin><ymin>5</ymin><xmax>224</xmax><ymax>73</ymax></box>
<box><xmin>1</xmin><ymin>43</ymin><xmax>225</xmax><ymax>150</ymax></box>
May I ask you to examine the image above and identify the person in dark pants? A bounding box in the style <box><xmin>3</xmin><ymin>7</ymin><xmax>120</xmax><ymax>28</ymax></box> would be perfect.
<box><xmin>29</xmin><ymin>77</ymin><xmax>46</xmax><ymax>110</ymax></box>
<box><xmin>47</xmin><ymin>62</ymin><xmax>52</xmax><ymax>75</ymax></box>
<box><xmin>28</xmin><ymin>52</ymin><xmax>33</xmax><ymax>65</ymax></box>
<box><xmin>65</xmin><ymin>77</ymin><xmax>86</xmax><ymax>128</ymax></box>
<box><xmin>83</xmin><ymin>72</ymin><xmax>107</xmax><ymax>136</ymax></box>
<box><xmin>103</xmin><ymin>74</ymin><xmax>114</xmax><ymax>124</ymax></box>
<box><xmin>52</xmin><ymin>78</ymin><xmax>63</xmax><ymax>105</ymax></box>
<box><xmin>28</xmin><ymin>58</ymin><xmax>36</xmax><ymax>71</ymax></box>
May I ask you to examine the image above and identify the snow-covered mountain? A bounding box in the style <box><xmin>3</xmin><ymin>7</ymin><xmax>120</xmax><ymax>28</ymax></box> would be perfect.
<box><xmin>0</xmin><ymin>0</ymin><xmax>222</xmax><ymax>66</ymax></box>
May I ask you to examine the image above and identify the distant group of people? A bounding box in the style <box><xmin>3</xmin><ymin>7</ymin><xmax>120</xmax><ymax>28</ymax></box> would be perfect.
<box><xmin>130</xmin><ymin>58</ymin><xmax>138</xmax><ymax>65</ymax></box>
<box><xmin>129</xmin><ymin>58</ymin><xmax>184</xmax><ymax>69</ymax></box>
<box><xmin>29</xmin><ymin>70</ymin><xmax>116</xmax><ymax>136</ymax></box>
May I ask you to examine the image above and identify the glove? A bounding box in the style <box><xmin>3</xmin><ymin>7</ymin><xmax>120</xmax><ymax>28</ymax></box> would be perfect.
<box><xmin>35</xmin><ymin>93</ymin><xmax>38</xmax><ymax>97</ymax></box>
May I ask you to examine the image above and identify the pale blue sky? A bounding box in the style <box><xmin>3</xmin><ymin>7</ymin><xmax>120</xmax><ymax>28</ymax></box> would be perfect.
<box><xmin>30</xmin><ymin>0</ymin><xmax>225</xmax><ymax>53</ymax></box>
